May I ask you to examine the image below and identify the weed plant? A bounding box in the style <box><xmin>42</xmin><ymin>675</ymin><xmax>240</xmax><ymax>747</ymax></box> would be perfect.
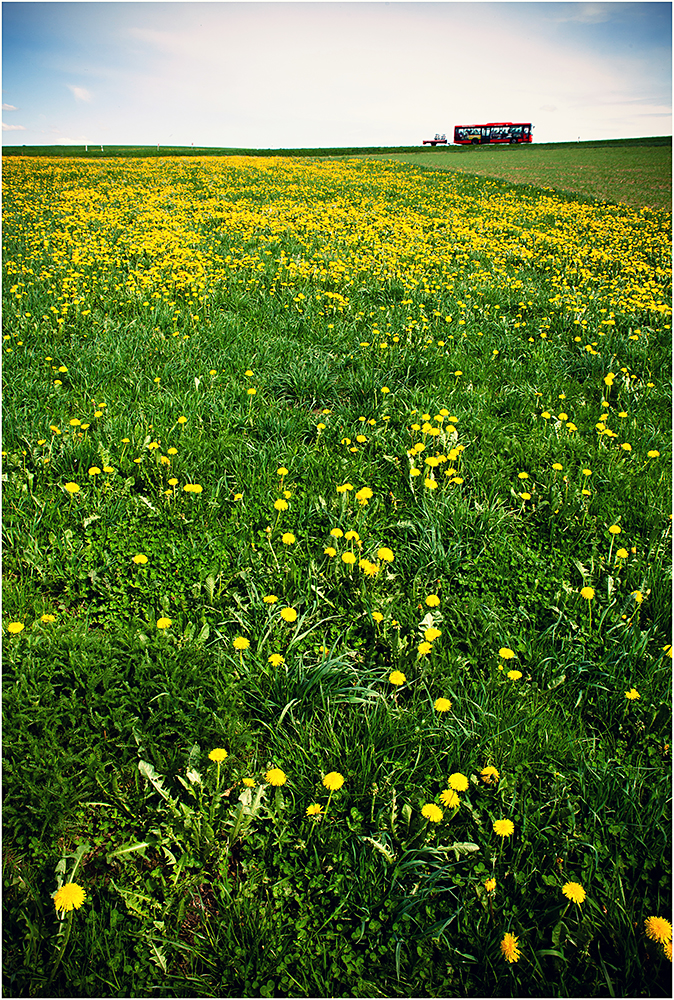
<box><xmin>2</xmin><ymin>154</ymin><xmax>672</xmax><ymax>997</ymax></box>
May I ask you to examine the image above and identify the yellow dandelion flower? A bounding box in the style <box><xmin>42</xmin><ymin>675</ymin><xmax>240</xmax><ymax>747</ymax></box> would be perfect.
<box><xmin>64</xmin><ymin>482</ymin><xmax>80</xmax><ymax>494</ymax></box>
<box><xmin>53</xmin><ymin>882</ymin><xmax>86</xmax><ymax>913</ymax></box>
<box><xmin>268</xmin><ymin>653</ymin><xmax>285</xmax><ymax>666</ymax></box>
<box><xmin>440</xmin><ymin>788</ymin><xmax>460</xmax><ymax>808</ymax></box>
<box><xmin>493</xmin><ymin>819</ymin><xmax>515</xmax><ymax>838</ymax></box>
<box><xmin>156</xmin><ymin>618</ymin><xmax>172</xmax><ymax>629</ymax></box>
<box><xmin>580</xmin><ymin>587</ymin><xmax>595</xmax><ymax>600</ymax></box>
<box><xmin>625</xmin><ymin>688</ymin><xmax>640</xmax><ymax>700</ymax></box>
<box><xmin>425</xmin><ymin>594</ymin><xmax>440</xmax><ymax>607</ymax></box>
<box><xmin>389</xmin><ymin>670</ymin><xmax>406</xmax><ymax>686</ymax></box>
<box><xmin>644</xmin><ymin>916</ymin><xmax>672</xmax><ymax>945</ymax></box>
<box><xmin>449</xmin><ymin>773</ymin><xmax>469</xmax><ymax>792</ymax></box>
<box><xmin>281</xmin><ymin>532</ymin><xmax>295</xmax><ymax>545</ymax></box>
<box><xmin>377</xmin><ymin>547</ymin><xmax>394</xmax><ymax>562</ymax></box>
<box><xmin>323</xmin><ymin>771</ymin><xmax>345</xmax><ymax>791</ymax></box>
<box><xmin>233</xmin><ymin>636</ymin><xmax>250</xmax><ymax>650</ymax></box>
<box><xmin>306</xmin><ymin>803</ymin><xmax>323</xmax><ymax>817</ymax></box>
<box><xmin>434</xmin><ymin>697</ymin><xmax>452</xmax><ymax>713</ymax></box>
<box><xmin>7</xmin><ymin>622</ymin><xmax>25</xmax><ymax>634</ymax></box>
<box><xmin>421</xmin><ymin>803</ymin><xmax>443</xmax><ymax>823</ymax></box>
<box><xmin>484</xmin><ymin>878</ymin><xmax>496</xmax><ymax>893</ymax></box>
<box><xmin>500</xmin><ymin>932</ymin><xmax>521</xmax><ymax>964</ymax></box>
<box><xmin>499</xmin><ymin>647</ymin><xmax>515</xmax><ymax>659</ymax></box>
<box><xmin>280</xmin><ymin>608</ymin><xmax>297</xmax><ymax>623</ymax></box>
<box><xmin>208</xmin><ymin>748</ymin><xmax>228</xmax><ymax>762</ymax></box>
<box><xmin>266</xmin><ymin>768</ymin><xmax>287</xmax><ymax>787</ymax></box>
<box><xmin>132</xmin><ymin>554</ymin><xmax>148</xmax><ymax>565</ymax></box>
<box><xmin>562</xmin><ymin>881</ymin><xmax>586</xmax><ymax>904</ymax></box>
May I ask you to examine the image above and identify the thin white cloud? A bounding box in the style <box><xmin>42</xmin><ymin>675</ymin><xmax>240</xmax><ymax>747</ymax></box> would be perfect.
<box><xmin>67</xmin><ymin>85</ymin><xmax>93</xmax><ymax>103</ymax></box>
<box><xmin>2</xmin><ymin>122</ymin><xmax>26</xmax><ymax>131</ymax></box>
<box><xmin>553</xmin><ymin>3</ymin><xmax>615</xmax><ymax>25</ymax></box>
<box><xmin>2</xmin><ymin>103</ymin><xmax>18</xmax><ymax>111</ymax></box>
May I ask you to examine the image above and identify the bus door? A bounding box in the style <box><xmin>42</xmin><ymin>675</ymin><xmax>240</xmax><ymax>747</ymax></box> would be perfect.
<box><xmin>481</xmin><ymin>127</ymin><xmax>491</xmax><ymax>144</ymax></box>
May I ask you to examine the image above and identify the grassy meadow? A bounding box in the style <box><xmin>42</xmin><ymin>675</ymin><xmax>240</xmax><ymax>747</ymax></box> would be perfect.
<box><xmin>2</xmin><ymin>152</ymin><xmax>672</xmax><ymax>998</ymax></box>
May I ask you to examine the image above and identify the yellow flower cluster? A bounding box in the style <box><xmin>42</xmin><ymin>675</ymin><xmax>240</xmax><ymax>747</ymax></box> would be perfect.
<box><xmin>4</xmin><ymin>156</ymin><xmax>669</xmax><ymax>332</ymax></box>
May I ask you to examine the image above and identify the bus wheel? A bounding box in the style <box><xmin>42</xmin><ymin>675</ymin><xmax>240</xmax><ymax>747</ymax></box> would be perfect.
<box><xmin>471</xmin><ymin>139</ymin><xmax>479</xmax><ymax>145</ymax></box>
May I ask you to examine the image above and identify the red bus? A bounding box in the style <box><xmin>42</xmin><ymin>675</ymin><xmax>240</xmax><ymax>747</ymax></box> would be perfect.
<box><xmin>454</xmin><ymin>122</ymin><xmax>533</xmax><ymax>145</ymax></box>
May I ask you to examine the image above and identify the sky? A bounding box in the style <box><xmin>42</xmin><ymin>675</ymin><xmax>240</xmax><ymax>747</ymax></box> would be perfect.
<box><xmin>2</xmin><ymin>1</ymin><xmax>671</xmax><ymax>147</ymax></box>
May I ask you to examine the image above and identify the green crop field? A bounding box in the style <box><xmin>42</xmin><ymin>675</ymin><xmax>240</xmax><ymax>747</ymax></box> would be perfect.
<box><xmin>2</xmin><ymin>150</ymin><xmax>672</xmax><ymax>998</ymax></box>
<box><xmin>370</xmin><ymin>138</ymin><xmax>672</xmax><ymax>212</ymax></box>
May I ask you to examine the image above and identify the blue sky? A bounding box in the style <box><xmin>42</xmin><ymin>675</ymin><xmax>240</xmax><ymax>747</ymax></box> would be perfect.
<box><xmin>2</xmin><ymin>2</ymin><xmax>671</xmax><ymax>147</ymax></box>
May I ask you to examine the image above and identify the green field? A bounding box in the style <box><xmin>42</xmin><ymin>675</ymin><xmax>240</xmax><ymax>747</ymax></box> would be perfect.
<box><xmin>372</xmin><ymin>143</ymin><xmax>672</xmax><ymax>212</ymax></box>
<box><xmin>4</xmin><ymin>134</ymin><xmax>670</xmax><ymax>210</ymax></box>
<box><xmin>2</xmin><ymin>150</ymin><xmax>672</xmax><ymax>997</ymax></box>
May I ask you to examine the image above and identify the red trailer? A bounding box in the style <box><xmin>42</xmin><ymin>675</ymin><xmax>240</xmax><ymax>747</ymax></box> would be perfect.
<box><xmin>422</xmin><ymin>133</ymin><xmax>448</xmax><ymax>146</ymax></box>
